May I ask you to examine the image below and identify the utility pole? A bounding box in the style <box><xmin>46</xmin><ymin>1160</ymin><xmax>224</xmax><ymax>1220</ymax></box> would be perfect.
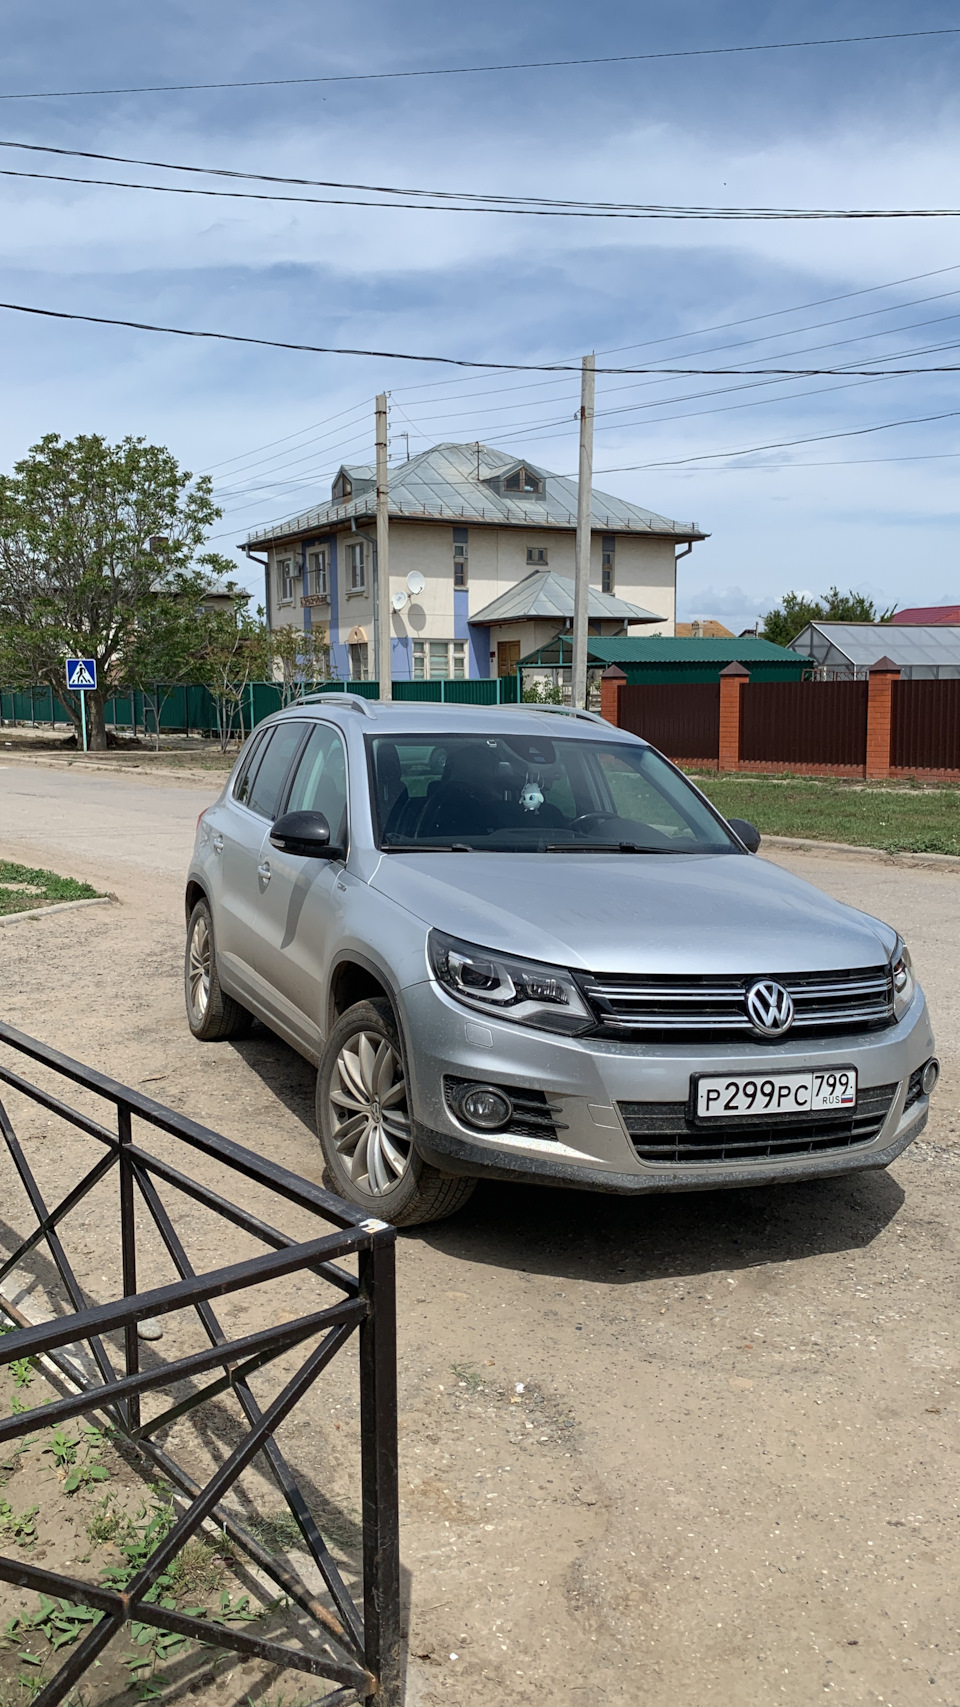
<box><xmin>375</xmin><ymin>393</ymin><xmax>392</xmax><ymax>699</ymax></box>
<box><xmin>571</xmin><ymin>353</ymin><xmax>595</xmax><ymax>710</ymax></box>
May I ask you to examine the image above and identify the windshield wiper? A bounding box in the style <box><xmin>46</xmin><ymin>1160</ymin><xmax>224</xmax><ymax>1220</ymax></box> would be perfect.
<box><xmin>382</xmin><ymin>841</ymin><xmax>473</xmax><ymax>852</ymax></box>
<box><xmin>545</xmin><ymin>841</ymin><xmax>673</xmax><ymax>854</ymax></box>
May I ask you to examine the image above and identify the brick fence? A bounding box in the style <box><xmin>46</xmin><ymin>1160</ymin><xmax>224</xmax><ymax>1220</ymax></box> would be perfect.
<box><xmin>600</xmin><ymin>659</ymin><xmax>960</xmax><ymax>781</ymax></box>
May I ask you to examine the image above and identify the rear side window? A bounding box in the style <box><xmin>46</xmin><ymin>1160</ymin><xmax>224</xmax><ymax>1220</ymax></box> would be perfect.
<box><xmin>233</xmin><ymin>730</ymin><xmax>268</xmax><ymax>805</ymax></box>
<box><xmin>286</xmin><ymin>723</ymin><xmax>348</xmax><ymax>845</ymax></box>
<box><xmin>247</xmin><ymin>722</ymin><xmax>308</xmax><ymax>819</ymax></box>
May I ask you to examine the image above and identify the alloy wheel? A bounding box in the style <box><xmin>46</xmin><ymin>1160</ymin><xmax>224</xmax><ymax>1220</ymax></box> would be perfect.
<box><xmin>188</xmin><ymin>914</ymin><xmax>211</xmax><ymax>1019</ymax></box>
<box><xmin>328</xmin><ymin>1029</ymin><xmax>412</xmax><ymax>1195</ymax></box>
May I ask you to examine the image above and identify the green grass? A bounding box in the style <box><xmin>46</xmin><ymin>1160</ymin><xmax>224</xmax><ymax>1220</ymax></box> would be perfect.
<box><xmin>0</xmin><ymin>860</ymin><xmax>103</xmax><ymax>917</ymax></box>
<box><xmin>687</xmin><ymin>773</ymin><xmax>960</xmax><ymax>856</ymax></box>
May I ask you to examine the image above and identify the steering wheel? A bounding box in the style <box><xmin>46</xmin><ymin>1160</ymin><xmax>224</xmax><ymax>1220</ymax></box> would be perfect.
<box><xmin>567</xmin><ymin>811</ymin><xmax>622</xmax><ymax>836</ymax></box>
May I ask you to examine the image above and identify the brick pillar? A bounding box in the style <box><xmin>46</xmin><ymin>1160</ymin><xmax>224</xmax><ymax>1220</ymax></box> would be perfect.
<box><xmin>865</xmin><ymin>655</ymin><xmax>900</xmax><ymax>780</ymax></box>
<box><xmin>600</xmin><ymin>664</ymin><xmax>626</xmax><ymax>726</ymax></box>
<box><xmin>718</xmin><ymin>661</ymin><xmax>749</xmax><ymax>771</ymax></box>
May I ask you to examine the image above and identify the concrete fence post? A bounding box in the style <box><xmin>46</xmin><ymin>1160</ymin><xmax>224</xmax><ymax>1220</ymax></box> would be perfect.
<box><xmin>718</xmin><ymin>662</ymin><xmax>749</xmax><ymax>771</ymax></box>
<box><xmin>600</xmin><ymin>664</ymin><xmax>627</xmax><ymax>726</ymax></box>
<box><xmin>865</xmin><ymin>656</ymin><xmax>900</xmax><ymax>781</ymax></box>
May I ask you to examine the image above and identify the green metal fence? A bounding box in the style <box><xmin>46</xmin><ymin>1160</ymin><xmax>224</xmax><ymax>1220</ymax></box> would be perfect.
<box><xmin>0</xmin><ymin>675</ymin><xmax>520</xmax><ymax>737</ymax></box>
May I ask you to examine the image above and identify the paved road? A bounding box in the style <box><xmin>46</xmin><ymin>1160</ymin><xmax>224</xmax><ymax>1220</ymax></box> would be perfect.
<box><xmin>1</xmin><ymin>761</ymin><xmax>958</xmax><ymax>1706</ymax></box>
<box><xmin>0</xmin><ymin>759</ymin><xmax>220</xmax><ymax>881</ymax></box>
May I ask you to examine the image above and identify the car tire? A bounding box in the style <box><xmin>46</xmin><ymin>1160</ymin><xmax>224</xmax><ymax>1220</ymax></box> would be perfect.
<box><xmin>184</xmin><ymin>899</ymin><xmax>254</xmax><ymax>1042</ymax></box>
<box><xmin>317</xmin><ymin>997</ymin><xmax>475</xmax><ymax>1226</ymax></box>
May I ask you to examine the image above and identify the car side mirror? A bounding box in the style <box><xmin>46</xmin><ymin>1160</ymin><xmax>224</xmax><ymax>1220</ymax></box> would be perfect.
<box><xmin>270</xmin><ymin>810</ymin><xmax>343</xmax><ymax>859</ymax></box>
<box><xmin>727</xmin><ymin>817</ymin><xmax>761</xmax><ymax>853</ymax></box>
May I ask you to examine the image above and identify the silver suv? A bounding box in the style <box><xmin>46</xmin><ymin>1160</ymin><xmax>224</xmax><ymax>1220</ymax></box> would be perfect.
<box><xmin>184</xmin><ymin>697</ymin><xmax>937</xmax><ymax>1224</ymax></box>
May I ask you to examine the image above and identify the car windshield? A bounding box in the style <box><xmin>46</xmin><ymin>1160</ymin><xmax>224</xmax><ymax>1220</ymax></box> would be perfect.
<box><xmin>368</xmin><ymin>731</ymin><xmax>738</xmax><ymax>854</ymax></box>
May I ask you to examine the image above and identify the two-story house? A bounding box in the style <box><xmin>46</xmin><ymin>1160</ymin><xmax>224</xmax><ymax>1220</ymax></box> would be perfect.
<box><xmin>243</xmin><ymin>442</ymin><xmax>706</xmax><ymax>680</ymax></box>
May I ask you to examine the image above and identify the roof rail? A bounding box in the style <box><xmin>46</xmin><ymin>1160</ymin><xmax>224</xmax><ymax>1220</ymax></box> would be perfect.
<box><xmin>526</xmin><ymin>703</ymin><xmax>609</xmax><ymax>726</ymax></box>
<box><xmin>297</xmin><ymin>691</ymin><xmax>376</xmax><ymax>716</ymax></box>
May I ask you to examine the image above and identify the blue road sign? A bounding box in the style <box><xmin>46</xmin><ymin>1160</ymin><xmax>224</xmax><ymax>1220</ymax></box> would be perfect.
<box><xmin>66</xmin><ymin>658</ymin><xmax>97</xmax><ymax>691</ymax></box>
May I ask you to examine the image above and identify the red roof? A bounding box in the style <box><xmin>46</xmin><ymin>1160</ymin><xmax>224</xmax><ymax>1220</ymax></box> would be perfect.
<box><xmin>892</xmin><ymin>603</ymin><xmax>960</xmax><ymax>625</ymax></box>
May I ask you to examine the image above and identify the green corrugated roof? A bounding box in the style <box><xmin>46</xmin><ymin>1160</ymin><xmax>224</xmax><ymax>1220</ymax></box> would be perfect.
<box><xmin>587</xmin><ymin>636</ymin><xmax>802</xmax><ymax>664</ymax></box>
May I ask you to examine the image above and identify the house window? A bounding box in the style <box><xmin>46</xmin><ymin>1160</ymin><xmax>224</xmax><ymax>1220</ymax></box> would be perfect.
<box><xmin>349</xmin><ymin>641</ymin><xmax>369</xmax><ymax>680</ymax></box>
<box><xmin>526</xmin><ymin>547</ymin><xmax>548</xmax><ymax>566</ymax></box>
<box><xmin>277</xmin><ymin>558</ymin><xmax>295</xmax><ymax>605</ymax></box>
<box><xmin>346</xmin><ymin>541</ymin><xmax>366</xmax><ymax>593</ymax></box>
<box><xmin>413</xmin><ymin>641</ymin><xmax>467</xmax><ymax>681</ymax></box>
<box><xmin>601</xmin><ymin>534</ymin><xmax>616</xmax><ymax>595</ymax></box>
<box><xmin>307</xmin><ymin>550</ymin><xmax>328</xmax><ymax>598</ymax></box>
<box><xmin>332</xmin><ymin>470</ymin><xmax>353</xmax><ymax>502</ymax></box>
<box><xmin>453</xmin><ymin>528</ymin><xmax>468</xmax><ymax>589</ymax></box>
<box><xmin>504</xmin><ymin>466</ymin><xmax>543</xmax><ymax>495</ymax></box>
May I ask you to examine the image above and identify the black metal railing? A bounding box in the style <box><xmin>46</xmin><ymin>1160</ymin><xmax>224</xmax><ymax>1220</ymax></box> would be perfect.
<box><xmin>0</xmin><ymin>1019</ymin><xmax>401</xmax><ymax>1707</ymax></box>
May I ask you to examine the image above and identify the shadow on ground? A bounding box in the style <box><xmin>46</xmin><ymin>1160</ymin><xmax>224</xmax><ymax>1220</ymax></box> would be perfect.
<box><xmin>223</xmin><ymin>1028</ymin><xmax>906</xmax><ymax>1284</ymax></box>
<box><xmin>414</xmin><ymin>1167</ymin><xmax>905</xmax><ymax>1284</ymax></box>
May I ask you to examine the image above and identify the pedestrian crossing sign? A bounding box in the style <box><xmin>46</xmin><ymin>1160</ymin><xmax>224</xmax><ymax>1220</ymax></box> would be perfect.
<box><xmin>66</xmin><ymin>658</ymin><xmax>97</xmax><ymax>690</ymax></box>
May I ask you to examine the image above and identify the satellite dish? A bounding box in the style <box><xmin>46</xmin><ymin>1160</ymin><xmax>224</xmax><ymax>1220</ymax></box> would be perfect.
<box><xmin>391</xmin><ymin>589</ymin><xmax>408</xmax><ymax>612</ymax></box>
<box><xmin>406</xmin><ymin>570</ymin><xmax>425</xmax><ymax>596</ymax></box>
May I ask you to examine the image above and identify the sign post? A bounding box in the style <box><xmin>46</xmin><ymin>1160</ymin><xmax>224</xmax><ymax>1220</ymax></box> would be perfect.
<box><xmin>65</xmin><ymin>658</ymin><xmax>97</xmax><ymax>753</ymax></box>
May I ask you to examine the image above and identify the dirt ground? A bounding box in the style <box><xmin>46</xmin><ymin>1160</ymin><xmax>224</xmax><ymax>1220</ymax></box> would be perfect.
<box><xmin>1</xmin><ymin>757</ymin><xmax>959</xmax><ymax>1706</ymax></box>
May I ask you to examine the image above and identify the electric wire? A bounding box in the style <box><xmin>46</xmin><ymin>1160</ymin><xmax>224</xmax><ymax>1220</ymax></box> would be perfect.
<box><xmin>2</xmin><ymin>26</ymin><xmax>958</xmax><ymax>101</ymax></box>
<box><xmin>6</xmin><ymin>297</ymin><xmax>960</xmax><ymax>374</ymax></box>
<box><xmin>4</xmin><ymin>160</ymin><xmax>960</xmax><ymax>221</ymax></box>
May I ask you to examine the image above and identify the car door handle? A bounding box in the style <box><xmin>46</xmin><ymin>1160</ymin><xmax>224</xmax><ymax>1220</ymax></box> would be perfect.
<box><xmin>257</xmin><ymin>861</ymin><xmax>272</xmax><ymax>884</ymax></box>
<box><xmin>212</xmin><ymin>832</ymin><xmax>224</xmax><ymax>854</ymax></box>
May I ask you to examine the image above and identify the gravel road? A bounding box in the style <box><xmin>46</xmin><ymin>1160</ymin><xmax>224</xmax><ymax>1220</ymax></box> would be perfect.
<box><xmin>1</xmin><ymin>759</ymin><xmax>959</xmax><ymax>1706</ymax></box>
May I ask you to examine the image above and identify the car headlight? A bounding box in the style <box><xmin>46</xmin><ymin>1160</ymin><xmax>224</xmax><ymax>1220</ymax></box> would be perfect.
<box><xmin>891</xmin><ymin>940</ymin><xmax>915</xmax><ymax>1020</ymax></box>
<box><xmin>428</xmin><ymin>930</ymin><xmax>593</xmax><ymax>1035</ymax></box>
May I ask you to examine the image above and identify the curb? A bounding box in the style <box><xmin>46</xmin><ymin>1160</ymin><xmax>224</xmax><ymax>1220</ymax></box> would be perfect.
<box><xmin>0</xmin><ymin>896</ymin><xmax>115</xmax><ymax>927</ymax></box>
<box><xmin>0</xmin><ymin>754</ymin><xmax>227</xmax><ymax>784</ymax></box>
<box><xmin>762</xmin><ymin>834</ymin><xmax>960</xmax><ymax>872</ymax></box>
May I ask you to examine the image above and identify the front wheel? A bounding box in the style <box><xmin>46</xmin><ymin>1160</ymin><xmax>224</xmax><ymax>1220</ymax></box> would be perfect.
<box><xmin>316</xmin><ymin>998</ymin><xmax>475</xmax><ymax>1226</ymax></box>
<box><xmin>184</xmin><ymin>900</ymin><xmax>253</xmax><ymax>1041</ymax></box>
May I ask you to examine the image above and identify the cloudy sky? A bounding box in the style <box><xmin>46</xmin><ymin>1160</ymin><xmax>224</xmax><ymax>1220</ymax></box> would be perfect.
<box><xmin>4</xmin><ymin>0</ymin><xmax>960</xmax><ymax>628</ymax></box>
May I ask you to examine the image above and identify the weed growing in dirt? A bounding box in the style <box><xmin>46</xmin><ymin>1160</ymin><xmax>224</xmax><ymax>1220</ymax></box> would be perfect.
<box><xmin>42</xmin><ymin>1426</ymin><xmax>109</xmax><ymax>1495</ymax></box>
<box><xmin>0</xmin><ymin>1501</ymin><xmax>38</xmax><ymax>1550</ymax></box>
<box><xmin>450</xmin><ymin>1363</ymin><xmax>485</xmax><ymax>1392</ymax></box>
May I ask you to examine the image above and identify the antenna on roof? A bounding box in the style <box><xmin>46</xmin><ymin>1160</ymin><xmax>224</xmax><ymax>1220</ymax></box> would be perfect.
<box><xmin>475</xmin><ymin>441</ymin><xmax>481</xmax><ymax>481</ymax></box>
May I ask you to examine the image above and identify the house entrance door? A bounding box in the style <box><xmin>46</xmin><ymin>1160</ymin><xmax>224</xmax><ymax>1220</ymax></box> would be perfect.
<box><xmin>497</xmin><ymin>640</ymin><xmax>521</xmax><ymax>677</ymax></box>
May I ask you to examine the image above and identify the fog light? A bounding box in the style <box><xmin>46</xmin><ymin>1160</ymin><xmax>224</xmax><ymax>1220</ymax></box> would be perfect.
<box><xmin>458</xmin><ymin>1085</ymin><xmax>513</xmax><ymax>1132</ymax></box>
<box><xmin>921</xmin><ymin>1058</ymin><xmax>940</xmax><ymax>1096</ymax></box>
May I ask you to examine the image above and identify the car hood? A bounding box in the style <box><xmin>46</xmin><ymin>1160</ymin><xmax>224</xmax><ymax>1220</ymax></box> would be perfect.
<box><xmin>369</xmin><ymin>851</ymin><xmax>896</xmax><ymax>975</ymax></box>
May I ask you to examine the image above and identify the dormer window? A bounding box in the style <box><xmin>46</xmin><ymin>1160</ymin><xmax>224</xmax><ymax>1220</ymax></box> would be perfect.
<box><xmin>503</xmin><ymin>465</ymin><xmax>543</xmax><ymax>495</ymax></box>
<box><xmin>332</xmin><ymin>470</ymin><xmax>353</xmax><ymax>502</ymax></box>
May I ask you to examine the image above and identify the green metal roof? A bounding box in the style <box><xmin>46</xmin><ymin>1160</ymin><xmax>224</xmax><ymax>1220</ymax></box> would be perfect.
<box><xmin>514</xmin><ymin>634</ymin><xmax>807</xmax><ymax>669</ymax></box>
<box><xmin>586</xmin><ymin>636</ymin><xmax>803</xmax><ymax>664</ymax></box>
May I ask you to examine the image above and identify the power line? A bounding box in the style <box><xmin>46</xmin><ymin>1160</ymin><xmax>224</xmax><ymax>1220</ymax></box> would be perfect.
<box><xmin>592</xmin><ymin>408</ymin><xmax>960</xmax><ymax>473</ymax></box>
<box><xmin>1</xmin><ymin>27</ymin><xmax>958</xmax><ymax>101</ymax></box>
<box><xmin>7</xmin><ymin>298</ymin><xmax>960</xmax><ymax>374</ymax></box>
<box><xmin>4</xmin><ymin>158</ymin><xmax>960</xmax><ymax>221</ymax></box>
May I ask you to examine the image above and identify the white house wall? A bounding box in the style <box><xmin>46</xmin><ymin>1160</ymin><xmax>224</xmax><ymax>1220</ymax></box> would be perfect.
<box><xmin>267</xmin><ymin>520</ymin><xmax>680</xmax><ymax>678</ymax></box>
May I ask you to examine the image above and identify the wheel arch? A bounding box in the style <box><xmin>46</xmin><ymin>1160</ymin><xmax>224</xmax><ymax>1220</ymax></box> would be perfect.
<box><xmin>185</xmin><ymin>878</ymin><xmax>208</xmax><ymax>923</ymax></box>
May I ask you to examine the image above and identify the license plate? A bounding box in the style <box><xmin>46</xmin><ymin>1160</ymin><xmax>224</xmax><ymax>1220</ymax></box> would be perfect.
<box><xmin>694</xmin><ymin>1068</ymin><xmax>857</xmax><ymax>1120</ymax></box>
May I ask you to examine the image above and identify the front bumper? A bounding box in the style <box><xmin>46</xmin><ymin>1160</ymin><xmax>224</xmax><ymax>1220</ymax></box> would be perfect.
<box><xmin>399</xmin><ymin>977</ymin><xmax>936</xmax><ymax>1195</ymax></box>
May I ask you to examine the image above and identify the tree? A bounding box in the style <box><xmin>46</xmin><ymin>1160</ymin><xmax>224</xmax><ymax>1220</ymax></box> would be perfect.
<box><xmin>268</xmin><ymin>623</ymin><xmax>331</xmax><ymax>706</ymax></box>
<box><xmin>194</xmin><ymin>586</ymin><xmax>271</xmax><ymax>751</ymax></box>
<box><xmin>762</xmin><ymin>586</ymin><xmax>896</xmax><ymax>648</ymax></box>
<box><xmin>122</xmin><ymin>569</ymin><xmax>217</xmax><ymax>750</ymax></box>
<box><xmin>0</xmin><ymin>433</ymin><xmax>220</xmax><ymax>749</ymax></box>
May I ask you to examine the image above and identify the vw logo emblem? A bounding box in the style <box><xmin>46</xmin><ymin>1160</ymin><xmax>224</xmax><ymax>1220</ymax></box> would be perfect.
<box><xmin>745</xmin><ymin>979</ymin><xmax>795</xmax><ymax>1038</ymax></box>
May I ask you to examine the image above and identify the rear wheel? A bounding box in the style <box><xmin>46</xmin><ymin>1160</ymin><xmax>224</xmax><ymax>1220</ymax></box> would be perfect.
<box><xmin>184</xmin><ymin>899</ymin><xmax>253</xmax><ymax>1041</ymax></box>
<box><xmin>317</xmin><ymin>998</ymin><xmax>475</xmax><ymax>1226</ymax></box>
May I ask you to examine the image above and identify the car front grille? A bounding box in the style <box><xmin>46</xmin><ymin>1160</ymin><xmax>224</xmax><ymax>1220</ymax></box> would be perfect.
<box><xmin>581</xmin><ymin>965</ymin><xmax>894</xmax><ymax>1042</ymax></box>
<box><xmin>443</xmin><ymin>1076</ymin><xmax>564</xmax><ymax>1141</ymax></box>
<box><xmin>620</xmin><ymin>1081</ymin><xmax>898</xmax><ymax>1166</ymax></box>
